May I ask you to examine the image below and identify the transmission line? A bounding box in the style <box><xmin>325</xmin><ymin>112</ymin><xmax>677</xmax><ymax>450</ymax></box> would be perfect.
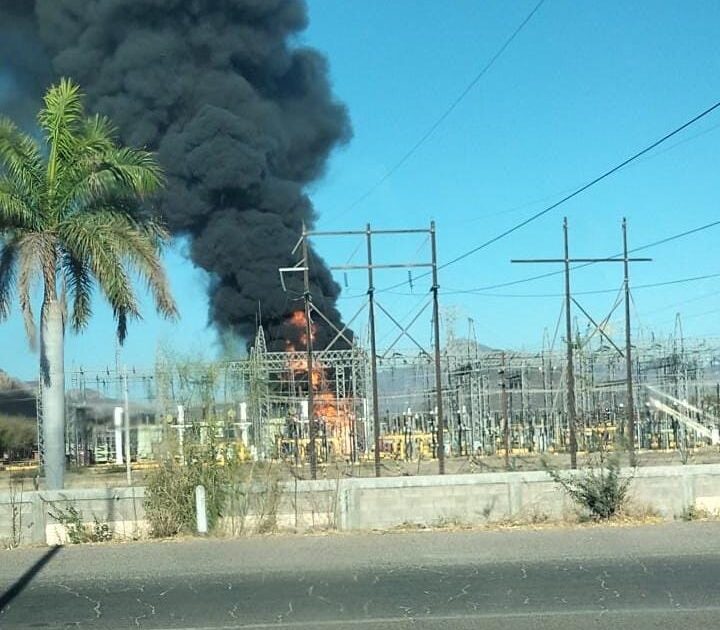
<box><xmin>378</xmin><ymin>99</ymin><xmax>720</xmax><ymax>293</ymax></box>
<box><xmin>329</xmin><ymin>0</ymin><xmax>547</xmax><ymax>222</ymax></box>
<box><xmin>434</xmin><ymin>217</ymin><xmax>720</xmax><ymax>294</ymax></box>
<box><xmin>446</xmin><ymin>271</ymin><xmax>720</xmax><ymax>298</ymax></box>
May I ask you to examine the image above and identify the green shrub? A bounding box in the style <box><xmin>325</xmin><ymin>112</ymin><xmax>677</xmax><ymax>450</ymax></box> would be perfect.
<box><xmin>543</xmin><ymin>455</ymin><xmax>633</xmax><ymax>520</ymax></box>
<box><xmin>144</xmin><ymin>417</ymin><xmax>230</xmax><ymax>538</ymax></box>
<box><xmin>143</xmin><ymin>458</ymin><xmax>198</xmax><ymax>537</ymax></box>
<box><xmin>47</xmin><ymin>503</ymin><xmax>113</xmax><ymax>544</ymax></box>
<box><xmin>680</xmin><ymin>505</ymin><xmax>711</xmax><ymax>521</ymax></box>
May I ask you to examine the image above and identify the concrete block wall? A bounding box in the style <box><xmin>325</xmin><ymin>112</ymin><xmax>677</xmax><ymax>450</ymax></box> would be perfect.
<box><xmin>0</xmin><ymin>487</ymin><xmax>146</xmax><ymax>546</ymax></box>
<box><xmin>220</xmin><ymin>478</ymin><xmax>342</xmax><ymax>534</ymax></box>
<box><xmin>1</xmin><ymin>464</ymin><xmax>719</xmax><ymax>546</ymax></box>
<box><xmin>334</xmin><ymin>472</ymin><xmax>569</xmax><ymax>530</ymax></box>
<box><xmin>0</xmin><ymin>491</ymin><xmax>38</xmax><ymax>546</ymax></box>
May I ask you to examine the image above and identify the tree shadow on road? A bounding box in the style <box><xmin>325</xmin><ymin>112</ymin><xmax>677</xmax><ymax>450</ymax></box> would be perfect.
<box><xmin>0</xmin><ymin>545</ymin><xmax>61</xmax><ymax>612</ymax></box>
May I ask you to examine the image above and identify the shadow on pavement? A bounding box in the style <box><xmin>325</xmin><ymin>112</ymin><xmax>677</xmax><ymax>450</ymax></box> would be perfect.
<box><xmin>0</xmin><ymin>545</ymin><xmax>62</xmax><ymax>612</ymax></box>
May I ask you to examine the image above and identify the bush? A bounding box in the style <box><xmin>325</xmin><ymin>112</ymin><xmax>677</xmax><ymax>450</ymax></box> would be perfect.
<box><xmin>543</xmin><ymin>455</ymin><xmax>633</xmax><ymax>520</ymax></box>
<box><xmin>47</xmin><ymin>503</ymin><xmax>113</xmax><ymax>544</ymax></box>
<box><xmin>144</xmin><ymin>458</ymin><xmax>199</xmax><ymax>537</ymax></box>
<box><xmin>680</xmin><ymin>505</ymin><xmax>712</xmax><ymax>521</ymax></box>
<box><xmin>144</xmin><ymin>417</ymin><xmax>230</xmax><ymax>538</ymax></box>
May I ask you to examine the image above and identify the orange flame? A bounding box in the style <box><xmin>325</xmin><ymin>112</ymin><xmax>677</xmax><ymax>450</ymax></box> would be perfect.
<box><xmin>285</xmin><ymin>352</ymin><xmax>324</xmax><ymax>391</ymax></box>
<box><xmin>284</xmin><ymin>310</ymin><xmax>352</xmax><ymax>438</ymax></box>
<box><xmin>286</xmin><ymin>310</ymin><xmax>316</xmax><ymax>349</ymax></box>
<box><xmin>288</xmin><ymin>310</ymin><xmax>306</xmax><ymax>327</ymax></box>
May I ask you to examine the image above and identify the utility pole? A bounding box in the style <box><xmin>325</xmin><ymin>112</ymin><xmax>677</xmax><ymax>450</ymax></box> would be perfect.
<box><xmin>301</xmin><ymin>225</ymin><xmax>317</xmax><ymax>480</ymax></box>
<box><xmin>500</xmin><ymin>353</ymin><xmax>510</xmax><ymax>470</ymax></box>
<box><xmin>541</xmin><ymin>330</ymin><xmax>550</xmax><ymax>440</ymax></box>
<box><xmin>623</xmin><ymin>218</ymin><xmax>636</xmax><ymax>465</ymax></box>
<box><xmin>123</xmin><ymin>367</ymin><xmax>131</xmax><ymax>486</ymax></box>
<box><xmin>366</xmin><ymin>224</ymin><xmax>382</xmax><ymax>477</ymax></box>
<box><xmin>282</xmin><ymin>224</ymin><xmax>440</xmax><ymax>475</ymax></box>
<box><xmin>431</xmin><ymin>221</ymin><xmax>446</xmax><ymax>474</ymax></box>
<box><xmin>563</xmin><ymin>218</ymin><xmax>578</xmax><ymax>469</ymax></box>
<box><xmin>512</xmin><ymin>217</ymin><xmax>650</xmax><ymax>470</ymax></box>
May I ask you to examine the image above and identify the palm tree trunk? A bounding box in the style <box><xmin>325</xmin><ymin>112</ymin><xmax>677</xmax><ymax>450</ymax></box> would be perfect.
<box><xmin>40</xmin><ymin>298</ymin><xmax>65</xmax><ymax>490</ymax></box>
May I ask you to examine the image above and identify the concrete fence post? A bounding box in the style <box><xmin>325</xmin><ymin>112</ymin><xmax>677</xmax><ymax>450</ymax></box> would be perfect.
<box><xmin>337</xmin><ymin>484</ymin><xmax>349</xmax><ymax>531</ymax></box>
<box><xmin>682</xmin><ymin>473</ymin><xmax>695</xmax><ymax>512</ymax></box>
<box><xmin>195</xmin><ymin>485</ymin><xmax>208</xmax><ymax>535</ymax></box>
<box><xmin>30</xmin><ymin>492</ymin><xmax>47</xmax><ymax>545</ymax></box>
<box><xmin>508</xmin><ymin>479</ymin><xmax>522</xmax><ymax>517</ymax></box>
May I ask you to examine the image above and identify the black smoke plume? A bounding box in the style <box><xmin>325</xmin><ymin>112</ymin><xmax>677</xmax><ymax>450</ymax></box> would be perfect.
<box><xmin>0</xmin><ymin>0</ymin><xmax>351</xmax><ymax>351</ymax></box>
<box><xmin>0</xmin><ymin>1</ymin><xmax>52</xmax><ymax>127</ymax></box>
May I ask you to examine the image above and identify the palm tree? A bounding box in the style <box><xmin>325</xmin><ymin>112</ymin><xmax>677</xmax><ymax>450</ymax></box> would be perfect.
<box><xmin>0</xmin><ymin>79</ymin><xmax>177</xmax><ymax>489</ymax></box>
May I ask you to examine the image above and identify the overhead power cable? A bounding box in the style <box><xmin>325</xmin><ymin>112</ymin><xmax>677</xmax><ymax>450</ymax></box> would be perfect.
<box><xmin>446</xmin><ymin>271</ymin><xmax>720</xmax><ymax>297</ymax></box>
<box><xmin>330</xmin><ymin>0</ymin><xmax>547</xmax><ymax>222</ymax></box>
<box><xmin>341</xmin><ymin>217</ymin><xmax>720</xmax><ymax>301</ymax></box>
<box><xmin>393</xmin><ymin>216</ymin><xmax>720</xmax><ymax>296</ymax></box>
<box><xmin>455</xmin><ymin>217</ymin><xmax>720</xmax><ymax>293</ymax></box>
<box><xmin>438</xmin><ymin>98</ymin><xmax>720</xmax><ymax>269</ymax></box>
<box><xmin>616</xmin><ymin>287</ymin><xmax>720</xmax><ymax>327</ymax></box>
<box><xmin>630</xmin><ymin>219</ymin><xmax>720</xmax><ymax>254</ymax></box>
<box><xmin>378</xmin><ymin>99</ymin><xmax>720</xmax><ymax>293</ymax></box>
<box><xmin>451</xmin><ymin>121</ymin><xmax>720</xmax><ymax>231</ymax></box>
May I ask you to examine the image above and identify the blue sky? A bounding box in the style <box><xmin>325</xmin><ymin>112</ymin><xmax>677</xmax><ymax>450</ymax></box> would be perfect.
<box><xmin>3</xmin><ymin>0</ymin><xmax>720</xmax><ymax>380</ymax></box>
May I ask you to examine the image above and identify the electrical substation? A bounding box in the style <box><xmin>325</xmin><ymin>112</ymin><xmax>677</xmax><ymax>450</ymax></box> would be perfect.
<box><xmin>64</xmin><ymin>324</ymin><xmax>720</xmax><ymax>475</ymax></box>
<box><xmin>49</xmin><ymin>220</ymin><xmax>719</xmax><ymax>478</ymax></box>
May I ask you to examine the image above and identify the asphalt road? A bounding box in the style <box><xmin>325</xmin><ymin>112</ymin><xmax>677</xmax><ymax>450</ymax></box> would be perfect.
<box><xmin>1</xmin><ymin>522</ymin><xmax>720</xmax><ymax>629</ymax></box>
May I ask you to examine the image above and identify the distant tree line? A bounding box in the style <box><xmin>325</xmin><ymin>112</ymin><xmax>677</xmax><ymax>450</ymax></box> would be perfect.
<box><xmin>0</xmin><ymin>414</ymin><xmax>36</xmax><ymax>462</ymax></box>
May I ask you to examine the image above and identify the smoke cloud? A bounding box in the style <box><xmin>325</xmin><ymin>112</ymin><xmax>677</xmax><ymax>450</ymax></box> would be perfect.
<box><xmin>0</xmin><ymin>1</ymin><xmax>52</xmax><ymax>127</ymax></box>
<box><xmin>0</xmin><ymin>0</ymin><xmax>351</xmax><ymax>351</ymax></box>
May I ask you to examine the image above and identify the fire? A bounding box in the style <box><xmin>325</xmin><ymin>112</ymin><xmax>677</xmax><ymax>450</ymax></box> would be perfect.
<box><xmin>286</xmin><ymin>310</ymin><xmax>316</xmax><ymax>350</ymax></box>
<box><xmin>315</xmin><ymin>391</ymin><xmax>340</xmax><ymax>423</ymax></box>
<box><xmin>283</xmin><ymin>314</ymin><xmax>351</xmax><ymax>434</ymax></box>
<box><xmin>286</xmin><ymin>355</ymin><xmax>306</xmax><ymax>370</ymax></box>
<box><xmin>285</xmin><ymin>310</ymin><xmax>324</xmax><ymax>397</ymax></box>
<box><xmin>287</xmin><ymin>345</ymin><xmax>351</xmax><ymax>433</ymax></box>
<box><xmin>288</xmin><ymin>310</ymin><xmax>307</xmax><ymax>329</ymax></box>
<box><xmin>285</xmin><ymin>356</ymin><xmax>324</xmax><ymax>390</ymax></box>
<box><xmin>313</xmin><ymin>380</ymin><xmax>353</xmax><ymax>432</ymax></box>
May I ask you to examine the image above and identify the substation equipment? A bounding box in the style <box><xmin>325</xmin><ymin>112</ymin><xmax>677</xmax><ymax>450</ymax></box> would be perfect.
<box><xmin>63</xmin><ymin>331</ymin><xmax>720</xmax><ymax>468</ymax></box>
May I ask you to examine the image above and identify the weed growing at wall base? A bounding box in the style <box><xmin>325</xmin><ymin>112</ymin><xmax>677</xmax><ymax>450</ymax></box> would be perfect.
<box><xmin>543</xmin><ymin>455</ymin><xmax>634</xmax><ymax>520</ymax></box>
<box><xmin>47</xmin><ymin>502</ymin><xmax>113</xmax><ymax>544</ymax></box>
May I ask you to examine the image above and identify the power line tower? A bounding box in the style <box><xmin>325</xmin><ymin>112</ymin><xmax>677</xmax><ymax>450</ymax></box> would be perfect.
<box><xmin>280</xmin><ymin>222</ymin><xmax>445</xmax><ymax>476</ymax></box>
<box><xmin>512</xmin><ymin>217</ymin><xmax>650</xmax><ymax>467</ymax></box>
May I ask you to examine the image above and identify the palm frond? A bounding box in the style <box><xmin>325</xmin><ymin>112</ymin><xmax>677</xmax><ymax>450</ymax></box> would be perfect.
<box><xmin>59</xmin><ymin>215</ymin><xmax>141</xmax><ymax>341</ymax></box>
<box><xmin>0</xmin><ymin>118</ymin><xmax>44</xmax><ymax>196</ymax></box>
<box><xmin>37</xmin><ymin>79</ymin><xmax>85</xmax><ymax>187</ymax></box>
<box><xmin>122</xmin><ymin>220</ymin><xmax>178</xmax><ymax>321</ymax></box>
<box><xmin>59</xmin><ymin>212</ymin><xmax>177</xmax><ymax>322</ymax></box>
<box><xmin>0</xmin><ymin>240</ymin><xmax>18</xmax><ymax>321</ymax></box>
<box><xmin>59</xmin><ymin>167</ymin><xmax>126</xmax><ymax>216</ymax></box>
<box><xmin>77</xmin><ymin>114</ymin><xmax>117</xmax><ymax>156</ymax></box>
<box><xmin>0</xmin><ymin>178</ymin><xmax>37</xmax><ymax>230</ymax></box>
<box><xmin>61</xmin><ymin>252</ymin><xmax>94</xmax><ymax>332</ymax></box>
<box><xmin>16</xmin><ymin>237</ymin><xmax>44</xmax><ymax>350</ymax></box>
<box><xmin>53</xmin><ymin>113</ymin><xmax>117</xmax><ymax>209</ymax></box>
<box><xmin>115</xmin><ymin>307</ymin><xmax>129</xmax><ymax>345</ymax></box>
<box><xmin>106</xmin><ymin>214</ymin><xmax>175</xmax><ymax>319</ymax></box>
<box><xmin>79</xmin><ymin>148</ymin><xmax>163</xmax><ymax>206</ymax></box>
<box><xmin>56</xmin><ymin>137</ymin><xmax>163</xmax><ymax>220</ymax></box>
<box><xmin>103</xmin><ymin>147</ymin><xmax>164</xmax><ymax>197</ymax></box>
